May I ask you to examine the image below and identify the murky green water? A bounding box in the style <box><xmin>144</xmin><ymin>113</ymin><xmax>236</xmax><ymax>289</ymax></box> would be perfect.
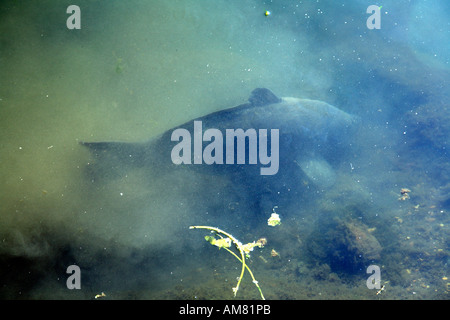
<box><xmin>0</xmin><ymin>0</ymin><xmax>448</xmax><ymax>300</ymax></box>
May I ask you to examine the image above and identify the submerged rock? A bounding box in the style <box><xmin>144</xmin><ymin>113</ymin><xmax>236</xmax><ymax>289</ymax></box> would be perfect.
<box><xmin>307</xmin><ymin>216</ymin><xmax>382</xmax><ymax>273</ymax></box>
<box><xmin>341</xmin><ymin>219</ymin><xmax>382</xmax><ymax>261</ymax></box>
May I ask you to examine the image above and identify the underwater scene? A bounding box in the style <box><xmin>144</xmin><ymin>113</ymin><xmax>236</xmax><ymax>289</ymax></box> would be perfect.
<box><xmin>0</xmin><ymin>0</ymin><xmax>448</xmax><ymax>300</ymax></box>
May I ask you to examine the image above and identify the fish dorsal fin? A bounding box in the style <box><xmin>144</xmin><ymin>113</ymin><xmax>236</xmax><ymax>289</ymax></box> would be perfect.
<box><xmin>248</xmin><ymin>88</ymin><xmax>281</xmax><ymax>107</ymax></box>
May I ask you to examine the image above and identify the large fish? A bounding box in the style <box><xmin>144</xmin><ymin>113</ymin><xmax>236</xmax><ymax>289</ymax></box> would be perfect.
<box><xmin>81</xmin><ymin>88</ymin><xmax>359</xmax><ymax>211</ymax></box>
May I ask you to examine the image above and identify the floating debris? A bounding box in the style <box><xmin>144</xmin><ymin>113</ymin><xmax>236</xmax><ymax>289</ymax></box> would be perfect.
<box><xmin>94</xmin><ymin>292</ymin><xmax>106</xmax><ymax>299</ymax></box>
<box><xmin>267</xmin><ymin>207</ymin><xmax>281</xmax><ymax>226</ymax></box>
<box><xmin>205</xmin><ymin>235</ymin><xmax>231</xmax><ymax>249</ymax></box>
<box><xmin>376</xmin><ymin>285</ymin><xmax>386</xmax><ymax>295</ymax></box>
<box><xmin>394</xmin><ymin>216</ymin><xmax>403</xmax><ymax>223</ymax></box>
<box><xmin>242</xmin><ymin>240</ymin><xmax>265</xmax><ymax>257</ymax></box>
<box><xmin>271</xmin><ymin>249</ymin><xmax>280</xmax><ymax>258</ymax></box>
<box><xmin>256</xmin><ymin>237</ymin><xmax>267</xmax><ymax>247</ymax></box>
<box><xmin>398</xmin><ymin>188</ymin><xmax>411</xmax><ymax>201</ymax></box>
<box><xmin>267</xmin><ymin>213</ymin><xmax>281</xmax><ymax>226</ymax></box>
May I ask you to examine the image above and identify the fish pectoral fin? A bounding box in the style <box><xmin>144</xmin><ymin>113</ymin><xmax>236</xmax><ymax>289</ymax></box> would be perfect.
<box><xmin>296</xmin><ymin>156</ymin><xmax>336</xmax><ymax>189</ymax></box>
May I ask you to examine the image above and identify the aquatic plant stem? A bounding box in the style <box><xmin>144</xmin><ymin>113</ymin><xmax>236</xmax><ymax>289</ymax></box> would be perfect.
<box><xmin>189</xmin><ymin>225</ymin><xmax>264</xmax><ymax>300</ymax></box>
<box><xmin>222</xmin><ymin>246</ymin><xmax>265</xmax><ymax>300</ymax></box>
<box><xmin>189</xmin><ymin>226</ymin><xmax>245</xmax><ymax>296</ymax></box>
